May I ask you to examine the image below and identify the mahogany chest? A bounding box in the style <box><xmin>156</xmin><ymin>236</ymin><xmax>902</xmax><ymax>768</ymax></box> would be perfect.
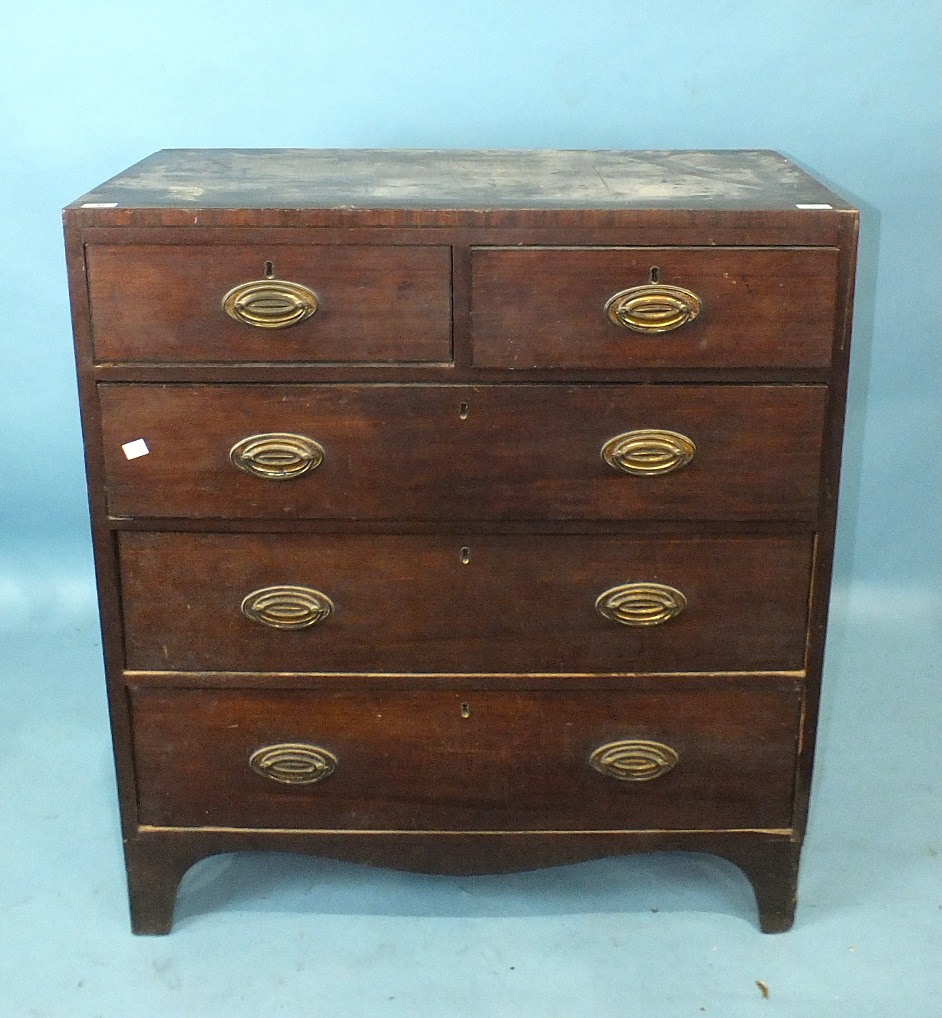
<box><xmin>64</xmin><ymin>149</ymin><xmax>858</xmax><ymax>933</ymax></box>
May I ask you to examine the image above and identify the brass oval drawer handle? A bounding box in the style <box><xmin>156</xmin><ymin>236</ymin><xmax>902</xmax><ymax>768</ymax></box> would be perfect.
<box><xmin>249</xmin><ymin>743</ymin><xmax>338</xmax><ymax>784</ymax></box>
<box><xmin>604</xmin><ymin>283</ymin><xmax>702</xmax><ymax>333</ymax></box>
<box><xmin>601</xmin><ymin>429</ymin><xmax>696</xmax><ymax>476</ymax></box>
<box><xmin>589</xmin><ymin>739</ymin><xmax>679</xmax><ymax>782</ymax></box>
<box><xmin>222</xmin><ymin>277</ymin><xmax>319</xmax><ymax>328</ymax></box>
<box><xmin>241</xmin><ymin>585</ymin><xmax>334</xmax><ymax>629</ymax></box>
<box><xmin>596</xmin><ymin>582</ymin><xmax>687</xmax><ymax>626</ymax></box>
<box><xmin>230</xmin><ymin>433</ymin><xmax>325</xmax><ymax>480</ymax></box>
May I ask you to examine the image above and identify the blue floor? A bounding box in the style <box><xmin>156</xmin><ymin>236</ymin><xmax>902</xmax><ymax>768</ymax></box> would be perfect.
<box><xmin>1</xmin><ymin>538</ymin><xmax>939</xmax><ymax>1018</ymax></box>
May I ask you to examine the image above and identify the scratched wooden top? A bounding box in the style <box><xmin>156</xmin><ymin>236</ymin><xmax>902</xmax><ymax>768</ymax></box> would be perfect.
<box><xmin>67</xmin><ymin>149</ymin><xmax>852</xmax><ymax>211</ymax></box>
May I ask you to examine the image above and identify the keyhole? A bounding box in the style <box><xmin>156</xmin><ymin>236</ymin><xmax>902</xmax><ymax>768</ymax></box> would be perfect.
<box><xmin>649</xmin><ymin>266</ymin><xmax>660</xmax><ymax>283</ymax></box>
<box><xmin>460</xmin><ymin>547</ymin><xmax>471</xmax><ymax>565</ymax></box>
<box><xmin>459</xmin><ymin>402</ymin><xmax>469</xmax><ymax>420</ymax></box>
<box><xmin>264</xmin><ymin>260</ymin><xmax>275</xmax><ymax>278</ymax></box>
<box><xmin>460</xmin><ymin>702</ymin><xmax>471</xmax><ymax>718</ymax></box>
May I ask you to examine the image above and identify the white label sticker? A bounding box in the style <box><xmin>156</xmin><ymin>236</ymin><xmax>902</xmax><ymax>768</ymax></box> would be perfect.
<box><xmin>795</xmin><ymin>203</ymin><xmax>833</xmax><ymax>210</ymax></box>
<box><xmin>81</xmin><ymin>202</ymin><xmax>119</xmax><ymax>208</ymax></box>
<box><xmin>122</xmin><ymin>439</ymin><xmax>150</xmax><ymax>460</ymax></box>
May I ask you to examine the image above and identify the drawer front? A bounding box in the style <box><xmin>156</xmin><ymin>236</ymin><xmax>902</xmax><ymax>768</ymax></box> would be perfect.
<box><xmin>471</xmin><ymin>246</ymin><xmax>839</xmax><ymax>369</ymax></box>
<box><xmin>100</xmin><ymin>383</ymin><xmax>827</xmax><ymax>522</ymax></box>
<box><xmin>130</xmin><ymin>685</ymin><xmax>801</xmax><ymax>831</ymax></box>
<box><xmin>120</xmin><ymin>532</ymin><xmax>812</xmax><ymax>673</ymax></box>
<box><xmin>85</xmin><ymin>244</ymin><xmax>452</xmax><ymax>363</ymax></box>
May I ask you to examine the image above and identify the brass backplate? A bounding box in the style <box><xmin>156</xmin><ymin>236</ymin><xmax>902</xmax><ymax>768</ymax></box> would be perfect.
<box><xmin>230</xmin><ymin>433</ymin><xmax>325</xmax><ymax>480</ymax></box>
<box><xmin>589</xmin><ymin>739</ymin><xmax>680</xmax><ymax>782</ymax></box>
<box><xmin>222</xmin><ymin>278</ymin><xmax>319</xmax><ymax>328</ymax></box>
<box><xmin>601</xmin><ymin>429</ymin><xmax>696</xmax><ymax>476</ymax></box>
<box><xmin>248</xmin><ymin>743</ymin><xmax>338</xmax><ymax>784</ymax></box>
<box><xmin>595</xmin><ymin>582</ymin><xmax>687</xmax><ymax>626</ymax></box>
<box><xmin>241</xmin><ymin>585</ymin><xmax>334</xmax><ymax>629</ymax></box>
<box><xmin>604</xmin><ymin>283</ymin><xmax>702</xmax><ymax>333</ymax></box>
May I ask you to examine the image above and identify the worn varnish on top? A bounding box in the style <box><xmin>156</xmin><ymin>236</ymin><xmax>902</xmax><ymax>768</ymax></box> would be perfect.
<box><xmin>68</xmin><ymin>148</ymin><xmax>853</xmax><ymax>211</ymax></box>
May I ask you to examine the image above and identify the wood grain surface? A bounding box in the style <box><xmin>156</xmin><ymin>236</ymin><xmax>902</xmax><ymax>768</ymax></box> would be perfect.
<box><xmin>86</xmin><ymin>243</ymin><xmax>452</xmax><ymax>363</ymax></box>
<box><xmin>471</xmin><ymin>246</ymin><xmax>839</xmax><ymax>369</ymax></box>
<box><xmin>118</xmin><ymin>531</ymin><xmax>813</xmax><ymax>673</ymax></box>
<box><xmin>130</xmin><ymin>684</ymin><xmax>802</xmax><ymax>831</ymax></box>
<box><xmin>99</xmin><ymin>383</ymin><xmax>827</xmax><ymax>522</ymax></box>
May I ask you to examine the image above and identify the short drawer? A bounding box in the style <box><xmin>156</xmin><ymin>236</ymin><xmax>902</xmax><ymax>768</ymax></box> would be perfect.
<box><xmin>120</xmin><ymin>532</ymin><xmax>813</xmax><ymax>673</ymax></box>
<box><xmin>129</xmin><ymin>684</ymin><xmax>801</xmax><ymax>831</ymax></box>
<box><xmin>100</xmin><ymin>383</ymin><xmax>827</xmax><ymax>522</ymax></box>
<box><xmin>85</xmin><ymin>243</ymin><xmax>452</xmax><ymax>363</ymax></box>
<box><xmin>471</xmin><ymin>246</ymin><xmax>839</xmax><ymax>369</ymax></box>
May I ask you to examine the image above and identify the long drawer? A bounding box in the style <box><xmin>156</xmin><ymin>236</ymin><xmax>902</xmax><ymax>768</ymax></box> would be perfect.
<box><xmin>100</xmin><ymin>383</ymin><xmax>828</xmax><ymax>521</ymax></box>
<box><xmin>471</xmin><ymin>246</ymin><xmax>839</xmax><ymax>369</ymax></box>
<box><xmin>119</xmin><ymin>532</ymin><xmax>813</xmax><ymax>673</ymax></box>
<box><xmin>85</xmin><ymin>243</ymin><xmax>453</xmax><ymax>363</ymax></box>
<box><xmin>130</xmin><ymin>684</ymin><xmax>802</xmax><ymax>831</ymax></box>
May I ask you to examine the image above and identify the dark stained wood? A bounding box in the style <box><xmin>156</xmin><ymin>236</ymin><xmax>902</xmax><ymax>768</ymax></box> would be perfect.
<box><xmin>118</xmin><ymin>532</ymin><xmax>813</xmax><ymax>673</ymax></box>
<box><xmin>86</xmin><ymin>243</ymin><xmax>452</xmax><ymax>364</ymax></box>
<box><xmin>723</xmin><ymin>836</ymin><xmax>802</xmax><ymax>933</ymax></box>
<box><xmin>63</xmin><ymin>149</ymin><xmax>858</xmax><ymax>934</ymax></box>
<box><xmin>74</xmin><ymin>216</ymin><xmax>848</xmax><ymax>253</ymax></box>
<box><xmin>123</xmin><ymin>836</ymin><xmax>205</xmax><ymax>935</ymax></box>
<box><xmin>92</xmin><ymin>362</ymin><xmax>835</xmax><ymax>386</ymax></box>
<box><xmin>123</xmin><ymin>828</ymin><xmax>802</xmax><ymax>935</ymax></box>
<box><xmin>112</xmin><ymin>518</ymin><xmax>815</xmax><ymax>537</ymax></box>
<box><xmin>129</xmin><ymin>684</ymin><xmax>801</xmax><ymax>831</ymax></box>
<box><xmin>99</xmin><ymin>383</ymin><xmax>828</xmax><ymax>522</ymax></box>
<box><xmin>62</xmin><ymin>223</ymin><xmax>147</xmax><ymax>851</ymax></box>
<box><xmin>471</xmin><ymin>246</ymin><xmax>839</xmax><ymax>370</ymax></box>
<box><xmin>125</xmin><ymin>670</ymin><xmax>804</xmax><ymax>693</ymax></box>
<box><xmin>792</xmin><ymin>211</ymin><xmax>860</xmax><ymax>837</ymax></box>
<box><xmin>68</xmin><ymin>206</ymin><xmax>850</xmax><ymax>243</ymax></box>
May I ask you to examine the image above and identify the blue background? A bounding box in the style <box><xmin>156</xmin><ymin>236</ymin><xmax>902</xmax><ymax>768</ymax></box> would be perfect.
<box><xmin>1</xmin><ymin>2</ymin><xmax>939</xmax><ymax>1016</ymax></box>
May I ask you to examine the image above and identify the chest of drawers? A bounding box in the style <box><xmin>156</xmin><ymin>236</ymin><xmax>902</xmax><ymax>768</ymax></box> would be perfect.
<box><xmin>64</xmin><ymin>149</ymin><xmax>858</xmax><ymax>934</ymax></box>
